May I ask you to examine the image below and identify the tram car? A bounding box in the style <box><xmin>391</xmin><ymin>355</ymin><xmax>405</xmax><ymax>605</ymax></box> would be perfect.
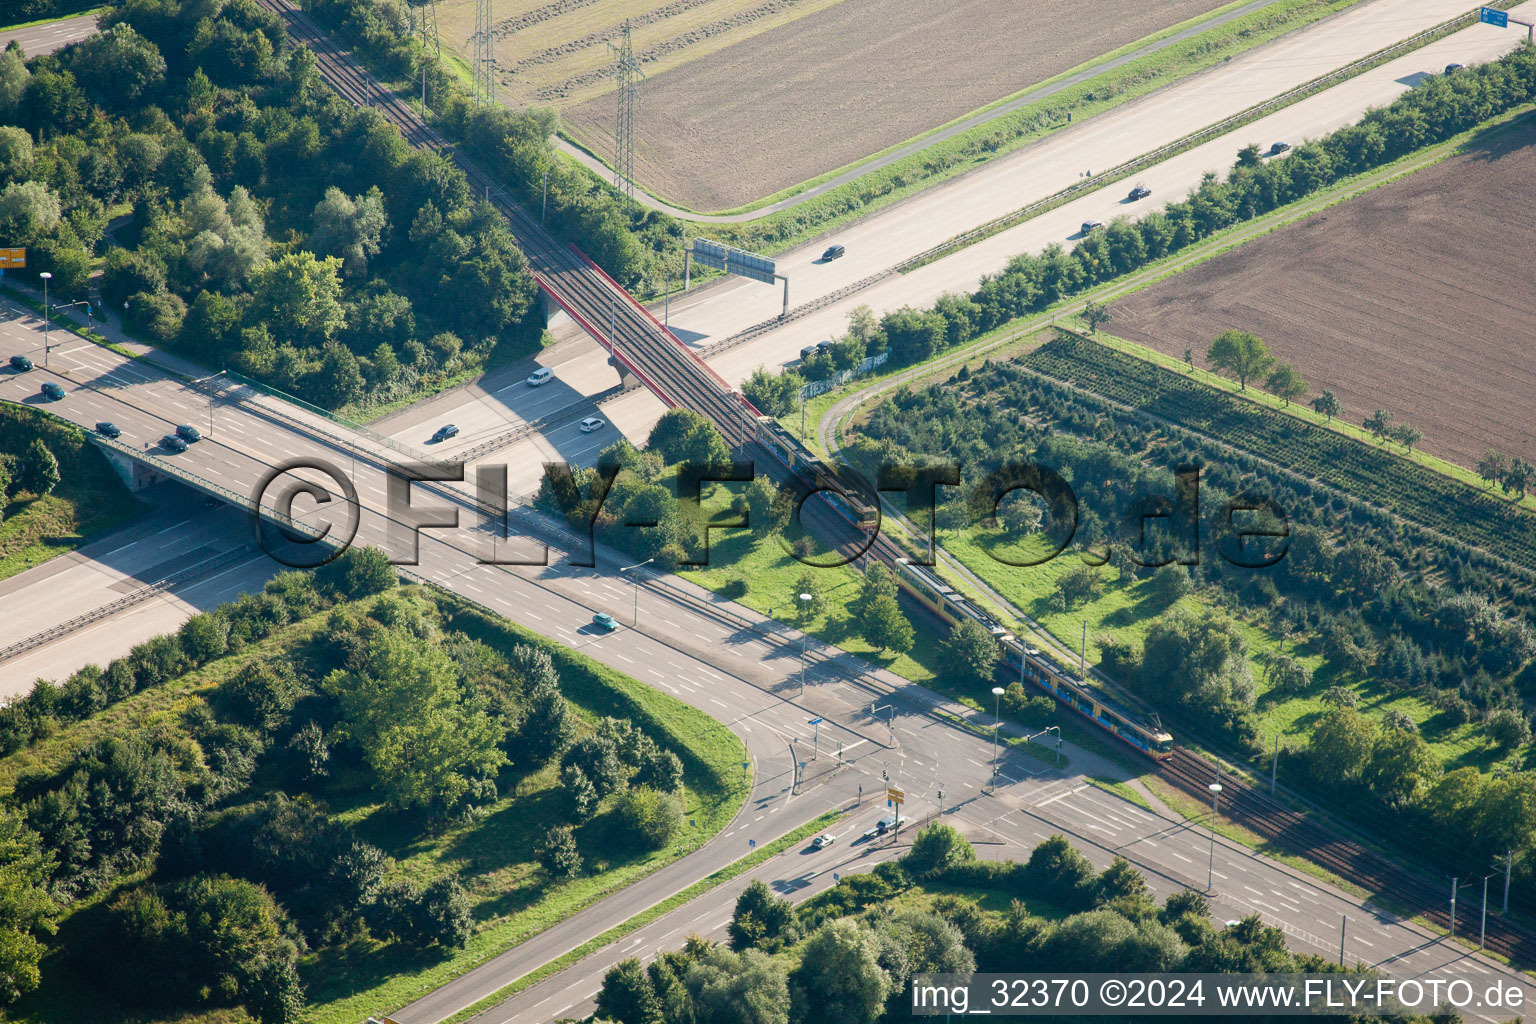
<box><xmin>753</xmin><ymin>415</ymin><xmax>879</xmax><ymax>528</ymax></box>
<box><xmin>892</xmin><ymin>558</ymin><xmax>1174</xmax><ymax>760</ymax></box>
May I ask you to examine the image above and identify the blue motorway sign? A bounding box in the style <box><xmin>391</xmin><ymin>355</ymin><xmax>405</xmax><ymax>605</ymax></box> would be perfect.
<box><xmin>1482</xmin><ymin>6</ymin><xmax>1509</xmax><ymax>27</ymax></box>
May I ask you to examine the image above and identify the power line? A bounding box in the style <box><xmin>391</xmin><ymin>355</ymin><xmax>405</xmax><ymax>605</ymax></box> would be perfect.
<box><xmin>472</xmin><ymin>0</ymin><xmax>495</xmax><ymax>106</ymax></box>
<box><xmin>607</xmin><ymin>18</ymin><xmax>644</xmax><ymax>203</ymax></box>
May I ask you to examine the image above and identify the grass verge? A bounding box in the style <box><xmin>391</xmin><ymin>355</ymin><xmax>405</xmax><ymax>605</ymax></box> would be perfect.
<box><xmin>437</xmin><ymin>809</ymin><xmax>844</xmax><ymax>1024</ymax></box>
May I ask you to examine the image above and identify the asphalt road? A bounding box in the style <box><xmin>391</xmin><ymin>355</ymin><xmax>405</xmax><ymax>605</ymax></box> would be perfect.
<box><xmin>0</xmin><ymin>12</ymin><xmax>98</xmax><ymax>56</ymax></box>
<box><xmin>386</xmin><ymin>0</ymin><xmax>1536</xmax><ymax>500</ymax></box>
<box><xmin>2</xmin><ymin>300</ymin><xmax>1533</xmax><ymax>1024</ymax></box>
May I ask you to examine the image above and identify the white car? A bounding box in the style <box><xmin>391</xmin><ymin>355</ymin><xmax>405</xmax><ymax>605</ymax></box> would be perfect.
<box><xmin>811</xmin><ymin>834</ymin><xmax>835</xmax><ymax>850</ymax></box>
<box><xmin>527</xmin><ymin>367</ymin><xmax>554</xmax><ymax>386</ymax></box>
<box><xmin>579</xmin><ymin>416</ymin><xmax>605</xmax><ymax>433</ymax></box>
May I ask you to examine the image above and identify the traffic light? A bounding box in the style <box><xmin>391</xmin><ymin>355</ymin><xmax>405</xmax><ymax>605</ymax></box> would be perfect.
<box><xmin>881</xmin><ymin>769</ymin><xmax>888</xmax><ymax>781</ymax></box>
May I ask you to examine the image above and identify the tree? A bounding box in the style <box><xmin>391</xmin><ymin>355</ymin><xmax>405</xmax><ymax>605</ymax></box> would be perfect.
<box><xmin>858</xmin><ymin>594</ymin><xmax>914</xmax><ymax>656</ymax></box>
<box><xmin>1364</xmin><ymin>726</ymin><xmax>1439</xmax><ymax>808</ymax></box>
<box><xmin>1056</xmin><ymin>564</ymin><xmax>1103</xmax><ymax>610</ymax></box>
<box><xmin>322</xmin><ymin>631</ymin><xmax>506</xmax><ymax>814</ymax></box>
<box><xmin>1236</xmin><ymin>143</ymin><xmax>1264</xmax><ymax>168</ymax></box>
<box><xmin>0</xmin><ymin>809</ymin><xmax>56</xmax><ymax>1007</ymax></box>
<box><xmin>1486</xmin><ymin>708</ymin><xmax>1531</xmax><ymax>751</ymax></box>
<box><xmin>1390</xmin><ymin>423</ymin><xmax>1423</xmax><ymax>452</ymax></box>
<box><xmin>741</xmin><ymin>366</ymin><xmax>803</xmax><ymax>418</ymax></box>
<box><xmin>0</xmin><ymin>126</ymin><xmax>31</xmax><ymax>186</ymax></box>
<box><xmin>1094</xmin><ymin>855</ymin><xmax>1152</xmax><ymax>908</ymax></box>
<box><xmin>1363</xmin><ymin>408</ymin><xmax>1395</xmax><ymax>443</ymax></box>
<box><xmin>1265</xmin><ymin>363</ymin><xmax>1307</xmax><ymax>406</ymax></box>
<box><xmin>791</xmin><ymin>919</ymin><xmax>889</xmax><ymax>1024</ymax></box>
<box><xmin>1081</xmin><ymin>300</ymin><xmax>1113</xmax><ymax>334</ymax></box>
<box><xmin>249</xmin><ymin>252</ymin><xmax>346</xmax><ymax>348</ymax></box>
<box><xmin>1150</xmin><ymin>564</ymin><xmax>1192</xmax><ymax>606</ymax></box>
<box><xmin>1310</xmin><ymin>389</ymin><xmax>1341</xmax><ymax>422</ymax></box>
<box><xmin>63</xmin><ymin>23</ymin><xmax>165</xmax><ymax>110</ymax></box>
<box><xmin>1504</xmin><ymin>459</ymin><xmax>1533</xmax><ymax>500</ymax></box>
<box><xmin>416</xmin><ymin>876</ymin><xmax>472</xmax><ymax>948</ymax></box>
<box><xmin>535</xmin><ymin>825</ymin><xmax>582</xmax><ymax>880</ymax></box>
<box><xmin>1205</xmin><ymin>330</ymin><xmax>1273</xmax><ymax>390</ymax></box>
<box><xmin>16</xmin><ymin>439</ymin><xmax>58</xmax><ymax>497</ymax></box>
<box><xmin>310</xmin><ymin>186</ymin><xmax>387</xmax><ymax>278</ymax></box>
<box><xmin>943</xmin><ymin>618</ymin><xmax>1000</xmax><ymax>684</ymax></box>
<box><xmin>614</xmin><ymin>787</ymin><xmax>683</xmax><ymax>850</ymax></box>
<box><xmin>1309</xmin><ymin>708</ymin><xmax>1375</xmax><ymax>784</ymax></box>
<box><xmin>1025</xmin><ymin>835</ymin><xmax>1097</xmax><ymax>909</ymax></box>
<box><xmin>315</xmin><ymin>545</ymin><xmax>396</xmax><ymax>598</ymax></box>
<box><xmin>1478</xmin><ymin>449</ymin><xmax>1509</xmax><ymax>488</ymax></box>
<box><xmin>686</xmin><ymin>946</ymin><xmax>790</xmax><ymax>1024</ymax></box>
<box><xmin>513</xmin><ymin>671</ymin><xmax>577</xmax><ymax>766</ymax></box>
<box><xmin>904</xmin><ymin>823</ymin><xmax>976</xmax><ymax>879</ymax></box>
<box><xmin>597</xmin><ymin>958</ymin><xmax>661</xmax><ymax>1024</ymax></box>
<box><xmin>648</xmin><ymin>408</ymin><xmax>730</xmax><ymax>466</ymax></box>
<box><xmin>729</xmin><ymin>879</ymin><xmax>794</xmax><ymax>950</ymax></box>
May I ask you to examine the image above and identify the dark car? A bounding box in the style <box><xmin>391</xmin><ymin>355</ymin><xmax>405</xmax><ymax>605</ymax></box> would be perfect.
<box><xmin>95</xmin><ymin>421</ymin><xmax>121</xmax><ymax>439</ymax></box>
<box><xmin>1444</xmin><ymin>62</ymin><xmax>1465</xmax><ymax>74</ymax></box>
<box><xmin>1268</xmin><ymin>141</ymin><xmax>1291</xmax><ymax>156</ymax></box>
<box><xmin>821</xmin><ymin>244</ymin><xmax>845</xmax><ymax>261</ymax></box>
<box><xmin>8</xmin><ymin>355</ymin><xmax>32</xmax><ymax>372</ymax></box>
<box><xmin>40</xmin><ymin>382</ymin><xmax>64</xmax><ymax>401</ymax></box>
<box><xmin>176</xmin><ymin>424</ymin><xmax>202</xmax><ymax>443</ymax></box>
<box><xmin>1127</xmin><ymin>185</ymin><xmax>1152</xmax><ymax>201</ymax></box>
<box><xmin>431</xmin><ymin>424</ymin><xmax>460</xmax><ymax>442</ymax></box>
<box><xmin>799</xmin><ymin>345</ymin><xmax>817</xmax><ymax>361</ymax></box>
<box><xmin>160</xmin><ymin>434</ymin><xmax>188</xmax><ymax>453</ymax></box>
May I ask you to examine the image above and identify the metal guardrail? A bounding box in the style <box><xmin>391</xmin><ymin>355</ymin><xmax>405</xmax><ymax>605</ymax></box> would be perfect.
<box><xmin>0</xmin><ymin>545</ymin><xmax>256</xmax><ymax>664</ymax></box>
<box><xmin>702</xmin><ymin>1</ymin><xmax>1509</xmax><ymax>356</ymax></box>
<box><xmin>894</xmin><ymin>0</ymin><xmax>1515</xmax><ymax>274</ymax></box>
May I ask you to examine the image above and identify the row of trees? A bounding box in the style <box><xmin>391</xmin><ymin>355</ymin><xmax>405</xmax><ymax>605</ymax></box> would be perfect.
<box><xmin>744</xmin><ymin>45</ymin><xmax>1536</xmax><ymax>411</ymax></box>
<box><xmin>2</xmin><ymin>0</ymin><xmax>543</xmax><ymax>411</ymax></box>
<box><xmin>594</xmin><ymin>826</ymin><xmax>1388</xmax><ymax>1024</ymax></box>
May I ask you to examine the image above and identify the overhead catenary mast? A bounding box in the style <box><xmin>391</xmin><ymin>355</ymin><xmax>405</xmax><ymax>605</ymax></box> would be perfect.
<box><xmin>608</xmin><ymin>19</ymin><xmax>644</xmax><ymax>202</ymax></box>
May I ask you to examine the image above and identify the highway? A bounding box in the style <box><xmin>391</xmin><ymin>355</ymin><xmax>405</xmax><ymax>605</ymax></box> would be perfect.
<box><xmin>0</xmin><ymin>11</ymin><xmax>97</xmax><ymax>56</ymax></box>
<box><xmin>387</xmin><ymin>0</ymin><xmax>1536</xmax><ymax>501</ymax></box>
<box><xmin>2</xmin><ymin>300</ymin><xmax>1534</xmax><ymax>1024</ymax></box>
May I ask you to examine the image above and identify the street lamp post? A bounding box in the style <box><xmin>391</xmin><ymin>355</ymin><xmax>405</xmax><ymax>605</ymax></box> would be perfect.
<box><xmin>1206</xmin><ymin>782</ymin><xmax>1223</xmax><ymax>896</ymax></box>
<box><xmin>990</xmin><ymin>685</ymin><xmax>1005</xmax><ymax>790</ymax></box>
<box><xmin>39</xmin><ymin>272</ymin><xmax>51</xmax><ymax>368</ymax></box>
<box><xmin>619</xmin><ymin>558</ymin><xmax>654</xmax><ymax>627</ymax></box>
<box><xmin>797</xmin><ymin>592</ymin><xmax>812</xmax><ymax>694</ymax></box>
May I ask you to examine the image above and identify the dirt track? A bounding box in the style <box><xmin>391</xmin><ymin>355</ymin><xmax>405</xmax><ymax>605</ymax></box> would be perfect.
<box><xmin>1112</xmin><ymin>116</ymin><xmax>1536</xmax><ymax>472</ymax></box>
<box><xmin>561</xmin><ymin>0</ymin><xmax>1234</xmax><ymax>210</ymax></box>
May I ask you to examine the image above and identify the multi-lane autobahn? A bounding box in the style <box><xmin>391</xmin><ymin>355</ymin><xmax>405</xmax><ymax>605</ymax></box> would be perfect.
<box><xmin>5</xmin><ymin>0</ymin><xmax>1536</xmax><ymax>1019</ymax></box>
<box><xmin>2</xmin><ymin>295</ymin><xmax>1533</xmax><ymax>1024</ymax></box>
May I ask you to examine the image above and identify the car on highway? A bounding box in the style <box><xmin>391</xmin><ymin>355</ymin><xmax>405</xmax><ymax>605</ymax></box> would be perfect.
<box><xmin>799</xmin><ymin>345</ymin><xmax>817</xmax><ymax>361</ymax></box>
<box><xmin>527</xmin><ymin>367</ymin><xmax>555</xmax><ymax>387</ymax></box>
<box><xmin>821</xmin><ymin>243</ymin><xmax>845</xmax><ymax>261</ymax></box>
<box><xmin>94</xmin><ymin>421</ymin><xmax>121</xmax><ymax>439</ymax></box>
<box><xmin>40</xmin><ymin>382</ymin><xmax>64</xmax><ymax>401</ymax></box>
<box><xmin>431</xmin><ymin>423</ymin><xmax>459</xmax><ymax>442</ymax></box>
<box><xmin>1127</xmin><ymin>184</ymin><xmax>1152</xmax><ymax>201</ymax></box>
<box><xmin>579</xmin><ymin>416</ymin><xmax>605</xmax><ymax>433</ymax></box>
<box><xmin>592</xmin><ymin>612</ymin><xmax>618</xmax><ymax>631</ymax></box>
<box><xmin>1444</xmin><ymin>62</ymin><xmax>1465</xmax><ymax>74</ymax></box>
<box><xmin>1080</xmin><ymin>220</ymin><xmax>1105</xmax><ymax>235</ymax></box>
<box><xmin>1267</xmin><ymin>141</ymin><xmax>1291</xmax><ymax>156</ymax></box>
<box><xmin>176</xmin><ymin>424</ymin><xmax>202</xmax><ymax>443</ymax></box>
<box><xmin>8</xmin><ymin>355</ymin><xmax>32</xmax><ymax>372</ymax></box>
<box><xmin>811</xmin><ymin>834</ymin><xmax>835</xmax><ymax>850</ymax></box>
<box><xmin>860</xmin><ymin>814</ymin><xmax>906</xmax><ymax>841</ymax></box>
<box><xmin>160</xmin><ymin>434</ymin><xmax>188</xmax><ymax>453</ymax></box>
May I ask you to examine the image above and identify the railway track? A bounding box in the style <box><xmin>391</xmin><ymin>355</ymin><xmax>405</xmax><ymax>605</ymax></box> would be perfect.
<box><xmin>1160</xmin><ymin>747</ymin><xmax>1536</xmax><ymax>964</ymax></box>
<box><xmin>257</xmin><ymin>0</ymin><xmax>1536</xmax><ymax>968</ymax></box>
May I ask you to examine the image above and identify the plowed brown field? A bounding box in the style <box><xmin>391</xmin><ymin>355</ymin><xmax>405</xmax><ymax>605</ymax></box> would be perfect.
<box><xmin>1112</xmin><ymin>116</ymin><xmax>1536</xmax><ymax>471</ymax></box>
<box><xmin>451</xmin><ymin>0</ymin><xmax>1235</xmax><ymax>211</ymax></box>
